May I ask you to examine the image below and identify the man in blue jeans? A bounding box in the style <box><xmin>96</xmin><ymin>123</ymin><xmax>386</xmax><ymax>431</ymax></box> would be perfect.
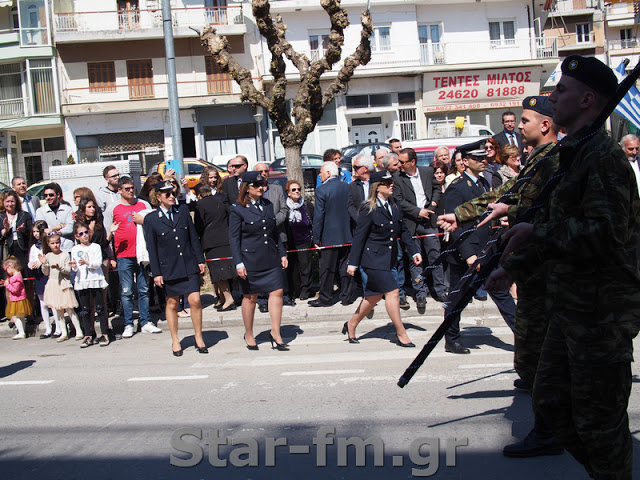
<box><xmin>104</xmin><ymin>176</ymin><xmax>161</xmax><ymax>338</ymax></box>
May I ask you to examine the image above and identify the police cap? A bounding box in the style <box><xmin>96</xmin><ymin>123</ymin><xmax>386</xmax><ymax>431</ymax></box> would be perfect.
<box><xmin>561</xmin><ymin>55</ymin><xmax>617</xmax><ymax>98</ymax></box>
<box><xmin>370</xmin><ymin>170</ymin><xmax>393</xmax><ymax>183</ymax></box>
<box><xmin>522</xmin><ymin>96</ymin><xmax>553</xmax><ymax>118</ymax></box>
<box><xmin>458</xmin><ymin>139</ymin><xmax>488</xmax><ymax>160</ymax></box>
<box><xmin>154</xmin><ymin>180</ymin><xmax>175</xmax><ymax>192</ymax></box>
<box><xmin>241</xmin><ymin>171</ymin><xmax>266</xmax><ymax>186</ymax></box>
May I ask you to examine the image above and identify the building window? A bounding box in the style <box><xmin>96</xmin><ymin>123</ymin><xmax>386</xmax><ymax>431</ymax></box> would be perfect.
<box><xmin>28</xmin><ymin>59</ymin><xmax>56</xmax><ymax>115</ymax></box>
<box><xmin>489</xmin><ymin>20</ymin><xmax>516</xmax><ymax>47</ymax></box>
<box><xmin>309</xmin><ymin>32</ymin><xmax>330</xmax><ymax>61</ymax></box>
<box><xmin>18</xmin><ymin>0</ymin><xmax>50</xmax><ymax>47</ymax></box>
<box><xmin>88</xmin><ymin>62</ymin><xmax>116</xmax><ymax>93</ymax></box>
<box><xmin>205</xmin><ymin>57</ymin><xmax>232</xmax><ymax>94</ymax></box>
<box><xmin>0</xmin><ymin>63</ymin><xmax>24</xmax><ymax>119</ymax></box>
<box><xmin>419</xmin><ymin>24</ymin><xmax>444</xmax><ymax>65</ymax></box>
<box><xmin>399</xmin><ymin>108</ymin><xmax>417</xmax><ymax>141</ymax></box>
<box><xmin>118</xmin><ymin>0</ymin><xmax>140</xmax><ymax>30</ymax></box>
<box><xmin>10</xmin><ymin>7</ymin><xmax>19</xmax><ymax>30</ymax></box>
<box><xmin>620</xmin><ymin>28</ymin><xmax>636</xmax><ymax>48</ymax></box>
<box><xmin>127</xmin><ymin>59</ymin><xmax>154</xmax><ymax>99</ymax></box>
<box><xmin>346</xmin><ymin>94</ymin><xmax>392</xmax><ymax>109</ymax></box>
<box><xmin>576</xmin><ymin>23</ymin><xmax>591</xmax><ymax>44</ymax></box>
<box><xmin>44</xmin><ymin>136</ymin><xmax>65</xmax><ymax>151</ymax></box>
<box><xmin>371</xmin><ymin>26</ymin><xmax>391</xmax><ymax>52</ymax></box>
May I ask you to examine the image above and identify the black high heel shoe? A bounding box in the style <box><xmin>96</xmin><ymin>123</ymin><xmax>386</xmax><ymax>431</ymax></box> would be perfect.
<box><xmin>342</xmin><ymin>322</ymin><xmax>359</xmax><ymax>344</ymax></box>
<box><xmin>195</xmin><ymin>345</ymin><xmax>209</xmax><ymax>354</ymax></box>
<box><xmin>268</xmin><ymin>333</ymin><xmax>289</xmax><ymax>351</ymax></box>
<box><xmin>244</xmin><ymin>334</ymin><xmax>259</xmax><ymax>351</ymax></box>
<box><xmin>173</xmin><ymin>348</ymin><xmax>183</xmax><ymax>357</ymax></box>
<box><xmin>395</xmin><ymin>336</ymin><xmax>415</xmax><ymax>348</ymax></box>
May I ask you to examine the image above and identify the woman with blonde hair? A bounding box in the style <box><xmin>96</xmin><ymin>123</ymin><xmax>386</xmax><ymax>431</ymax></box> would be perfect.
<box><xmin>344</xmin><ymin>171</ymin><xmax>422</xmax><ymax>347</ymax></box>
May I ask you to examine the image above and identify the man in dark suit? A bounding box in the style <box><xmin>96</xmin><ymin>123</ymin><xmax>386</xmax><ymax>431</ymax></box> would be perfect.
<box><xmin>221</xmin><ymin>155</ymin><xmax>248</xmax><ymax>208</ymax></box>
<box><xmin>310</xmin><ymin>161</ymin><xmax>354</xmax><ymax>307</ymax></box>
<box><xmin>442</xmin><ymin>147</ymin><xmax>516</xmax><ymax>354</ymax></box>
<box><xmin>347</xmin><ymin>153</ymin><xmax>374</xmax><ymax>233</ymax></box>
<box><xmin>393</xmin><ymin>147</ymin><xmax>445</xmax><ymax>308</ymax></box>
<box><xmin>493</xmin><ymin>111</ymin><xmax>524</xmax><ymax>158</ymax></box>
<box><xmin>12</xmin><ymin>176</ymin><xmax>40</xmax><ymax>220</ymax></box>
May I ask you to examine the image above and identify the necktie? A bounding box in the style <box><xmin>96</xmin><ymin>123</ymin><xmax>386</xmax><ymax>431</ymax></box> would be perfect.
<box><xmin>385</xmin><ymin>202</ymin><xmax>392</xmax><ymax>216</ymax></box>
<box><xmin>166</xmin><ymin>209</ymin><xmax>173</xmax><ymax>223</ymax></box>
<box><xmin>237</xmin><ymin>177</ymin><xmax>242</xmax><ymax>190</ymax></box>
<box><xmin>25</xmin><ymin>196</ymin><xmax>33</xmax><ymax>218</ymax></box>
<box><xmin>509</xmin><ymin>134</ymin><xmax>514</xmax><ymax>145</ymax></box>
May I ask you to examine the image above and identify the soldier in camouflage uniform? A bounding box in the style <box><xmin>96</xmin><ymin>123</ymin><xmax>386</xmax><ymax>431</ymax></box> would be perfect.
<box><xmin>490</xmin><ymin>55</ymin><xmax>640</xmax><ymax>480</ymax></box>
<box><xmin>438</xmin><ymin>96</ymin><xmax>563</xmax><ymax>457</ymax></box>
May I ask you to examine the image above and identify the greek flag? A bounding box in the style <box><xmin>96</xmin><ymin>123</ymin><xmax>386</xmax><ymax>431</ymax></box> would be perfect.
<box><xmin>614</xmin><ymin>60</ymin><xmax>640</xmax><ymax>129</ymax></box>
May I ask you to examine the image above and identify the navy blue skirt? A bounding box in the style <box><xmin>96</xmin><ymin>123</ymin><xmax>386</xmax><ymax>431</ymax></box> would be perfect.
<box><xmin>163</xmin><ymin>273</ymin><xmax>201</xmax><ymax>297</ymax></box>
<box><xmin>362</xmin><ymin>267</ymin><xmax>397</xmax><ymax>296</ymax></box>
<box><xmin>239</xmin><ymin>266</ymin><xmax>283</xmax><ymax>295</ymax></box>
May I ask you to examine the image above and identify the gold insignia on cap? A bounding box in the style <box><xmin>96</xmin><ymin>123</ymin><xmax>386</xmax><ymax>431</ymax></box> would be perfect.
<box><xmin>569</xmin><ymin>60</ymin><xmax>578</xmax><ymax>70</ymax></box>
<box><xmin>529</xmin><ymin>98</ymin><xmax>537</xmax><ymax>106</ymax></box>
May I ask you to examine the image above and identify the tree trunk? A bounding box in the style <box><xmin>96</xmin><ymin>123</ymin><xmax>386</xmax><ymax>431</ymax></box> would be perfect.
<box><xmin>284</xmin><ymin>145</ymin><xmax>303</xmax><ymax>186</ymax></box>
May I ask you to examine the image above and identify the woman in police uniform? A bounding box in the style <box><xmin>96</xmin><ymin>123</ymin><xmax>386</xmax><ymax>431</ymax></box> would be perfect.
<box><xmin>143</xmin><ymin>180</ymin><xmax>207</xmax><ymax>357</ymax></box>
<box><xmin>345</xmin><ymin>170</ymin><xmax>422</xmax><ymax>347</ymax></box>
<box><xmin>229</xmin><ymin>171</ymin><xmax>289</xmax><ymax>351</ymax></box>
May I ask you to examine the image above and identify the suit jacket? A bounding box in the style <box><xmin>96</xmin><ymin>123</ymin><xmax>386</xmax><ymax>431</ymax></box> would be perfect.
<box><xmin>228</xmin><ymin>198</ymin><xmax>286</xmax><ymax>272</ymax></box>
<box><xmin>312</xmin><ymin>177</ymin><xmax>352</xmax><ymax>246</ymax></box>
<box><xmin>221</xmin><ymin>175</ymin><xmax>241</xmax><ymax>209</ymax></box>
<box><xmin>19</xmin><ymin>194</ymin><xmax>40</xmax><ymax>220</ymax></box>
<box><xmin>143</xmin><ymin>204</ymin><xmax>204</xmax><ymax>281</ymax></box>
<box><xmin>0</xmin><ymin>211</ymin><xmax>32</xmax><ymax>266</ymax></box>
<box><xmin>194</xmin><ymin>193</ymin><xmax>230</xmax><ymax>252</ymax></box>
<box><xmin>263</xmin><ymin>183</ymin><xmax>288</xmax><ymax>242</ymax></box>
<box><xmin>493</xmin><ymin>130</ymin><xmax>525</xmax><ymax>158</ymax></box>
<box><xmin>442</xmin><ymin>172</ymin><xmax>491</xmax><ymax>266</ymax></box>
<box><xmin>347</xmin><ymin>179</ymin><xmax>368</xmax><ymax>233</ymax></box>
<box><xmin>392</xmin><ymin>166</ymin><xmax>442</xmax><ymax>233</ymax></box>
<box><xmin>348</xmin><ymin>200</ymin><xmax>418</xmax><ymax>271</ymax></box>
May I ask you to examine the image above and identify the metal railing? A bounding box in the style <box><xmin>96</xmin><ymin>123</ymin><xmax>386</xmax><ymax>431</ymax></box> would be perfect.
<box><xmin>420</xmin><ymin>43</ymin><xmax>445</xmax><ymax>65</ymax></box>
<box><xmin>536</xmin><ymin>37</ymin><xmax>558</xmax><ymax>58</ymax></box>
<box><xmin>54</xmin><ymin>6</ymin><xmax>244</xmax><ymax>33</ymax></box>
<box><xmin>0</xmin><ymin>99</ymin><xmax>25</xmax><ymax>119</ymax></box>
<box><xmin>608</xmin><ymin>38</ymin><xmax>640</xmax><ymax>50</ymax></box>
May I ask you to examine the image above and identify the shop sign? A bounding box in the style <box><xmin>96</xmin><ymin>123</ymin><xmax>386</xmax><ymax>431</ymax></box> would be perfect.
<box><xmin>423</xmin><ymin>67</ymin><xmax>541</xmax><ymax>112</ymax></box>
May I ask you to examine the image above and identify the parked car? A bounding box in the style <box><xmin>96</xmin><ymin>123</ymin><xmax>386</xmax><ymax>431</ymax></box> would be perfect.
<box><xmin>269</xmin><ymin>154</ymin><xmax>324</xmax><ymax>171</ymax></box>
<box><xmin>402</xmin><ymin>136</ymin><xmax>489</xmax><ymax>167</ymax></box>
<box><xmin>26</xmin><ymin>180</ymin><xmax>49</xmax><ymax>207</ymax></box>
<box><xmin>340</xmin><ymin>143</ymin><xmax>390</xmax><ymax>171</ymax></box>
<box><xmin>143</xmin><ymin>158</ymin><xmax>228</xmax><ymax>190</ymax></box>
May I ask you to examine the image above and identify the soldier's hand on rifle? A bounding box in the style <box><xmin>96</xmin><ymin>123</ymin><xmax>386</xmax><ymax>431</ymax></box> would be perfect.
<box><xmin>437</xmin><ymin>213</ymin><xmax>458</xmax><ymax>232</ymax></box>
<box><xmin>477</xmin><ymin>202</ymin><xmax>509</xmax><ymax>228</ymax></box>
<box><xmin>466</xmin><ymin>254</ymin><xmax>481</xmax><ymax>272</ymax></box>
<box><xmin>486</xmin><ymin>266</ymin><xmax>513</xmax><ymax>292</ymax></box>
<box><xmin>500</xmin><ymin>222</ymin><xmax>534</xmax><ymax>263</ymax></box>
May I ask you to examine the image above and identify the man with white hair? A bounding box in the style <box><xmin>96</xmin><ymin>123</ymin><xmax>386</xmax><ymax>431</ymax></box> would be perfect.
<box><xmin>434</xmin><ymin>146</ymin><xmax>451</xmax><ymax>168</ymax></box>
<box><xmin>347</xmin><ymin>153</ymin><xmax>374</xmax><ymax>232</ymax></box>
<box><xmin>310</xmin><ymin>162</ymin><xmax>354</xmax><ymax>307</ymax></box>
<box><xmin>380</xmin><ymin>153</ymin><xmax>401</xmax><ymax>174</ymax></box>
<box><xmin>620</xmin><ymin>134</ymin><xmax>640</xmax><ymax>195</ymax></box>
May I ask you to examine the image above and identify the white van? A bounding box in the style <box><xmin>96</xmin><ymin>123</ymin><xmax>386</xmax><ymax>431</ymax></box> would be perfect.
<box><xmin>402</xmin><ymin>136</ymin><xmax>489</xmax><ymax>166</ymax></box>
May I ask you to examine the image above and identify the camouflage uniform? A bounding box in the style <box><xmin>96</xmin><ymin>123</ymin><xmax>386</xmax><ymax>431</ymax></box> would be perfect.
<box><xmin>503</xmin><ymin>127</ymin><xmax>640</xmax><ymax>479</ymax></box>
<box><xmin>454</xmin><ymin>141</ymin><xmax>558</xmax><ymax>388</ymax></box>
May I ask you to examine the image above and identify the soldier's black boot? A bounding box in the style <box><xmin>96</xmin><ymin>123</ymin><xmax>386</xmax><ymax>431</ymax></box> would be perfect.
<box><xmin>503</xmin><ymin>414</ymin><xmax>564</xmax><ymax>458</ymax></box>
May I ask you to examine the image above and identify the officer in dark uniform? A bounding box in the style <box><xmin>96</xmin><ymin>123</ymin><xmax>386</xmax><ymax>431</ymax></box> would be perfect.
<box><xmin>442</xmin><ymin>143</ymin><xmax>516</xmax><ymax>354</ymax></box>
<box><xmin>344</xmin><ymin>170</ymin><xmax>422</xmax><ymax>346</ymax></box>
<box><xmin>143</xmin><ymin>180</ymin><xmax>206</xmax><ymax>357</ymax></box>
<box><xmin>229</xmin><ymin>171</ymin><xmax>289</xmax><ymax>351</ymax></box>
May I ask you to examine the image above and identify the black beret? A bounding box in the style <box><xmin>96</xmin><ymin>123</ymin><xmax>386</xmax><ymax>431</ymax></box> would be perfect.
<box><xmin>561</xmin><ymin>55</ymin><xmax>617</xmax><ymax>98</ymax></box>
<box><xmin>241</xmin><ymin>171</ymin><xmax>266</xmax><ymax>185</ymax></box>
<box><xmin>522</xmin><ymin>96</ymin><xmax>553</xmax><ymax>117</ymax></box>
<box><xmin>370</xmin><ymin>170</ymin><xmax>393</xmax><ymax>183</ymax></box>
<box><xmin>458</xmin><ymin>139</ymin><xmax>488</xmax><ymax>159</ymax></box>
<box><xmin>154</xmin><ymin>180</ymin><xmax>174</xmax><ymax>192</ymax></box>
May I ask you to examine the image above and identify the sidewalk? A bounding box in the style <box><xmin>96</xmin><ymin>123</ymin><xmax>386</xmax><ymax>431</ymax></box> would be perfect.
<box><xmin>0</xmin><ymin>293</ymin><xmax>504</xmax><ymax>338</ymax></box>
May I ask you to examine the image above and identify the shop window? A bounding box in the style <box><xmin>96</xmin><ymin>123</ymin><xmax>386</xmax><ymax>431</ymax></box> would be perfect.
<box><xmin>44</xmin><ymin>136</ymin><xmax>65</xmax><ymax>151</ymax></box>
<box><xmin>127</xmin><ymin>59</ymin><xmax>154</xmax><ymax>99</ymax></box>
<box><xmin>88</xmin><ymin>62</ymin><xmax>116</xmax><ymax>93</ymax></box>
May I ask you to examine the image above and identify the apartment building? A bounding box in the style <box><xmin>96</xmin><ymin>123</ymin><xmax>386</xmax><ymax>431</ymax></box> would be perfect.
<box><xmin>263</xmin><ymin>0</ymin><xmax>559</xmax><ymax>159</ymax></box>
<box><xmin>604</xmin><ymin>0</ymin><xmax>639</xmax><ymax>72</ymax></box>
<box><xmin>53</xmin><ymin>0</ymin><xmax>266</xmax><ymax>172</ymax></box>
<box><xmin>0</xmin><ymin>0</ymin><xmax>64</xmax><ymax>186</ymax></box>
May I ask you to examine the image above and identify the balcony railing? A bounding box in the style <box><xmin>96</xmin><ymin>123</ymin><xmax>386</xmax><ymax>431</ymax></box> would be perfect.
<box><xmin>420</xmin><ymin>43</ymin><xmax>445</xmax><ymax>65</ymax></box>
<box><xmin>54</xmin><ymin>6</ymin><xmax>244</xmax><ymax>34</ymax></box>
<box><xmin>536</xmin><ymin>36</ymin><xmax>558</xmax><ymax>58</ymax></box>
<box><xmin>0</xmin><ymin>99</ymin><xmax>25</xmax><ymax>119</ymax></box>
<box><xmin>608</xmin><ymin>39</ymin><xmax>640</xmax><ymax>50</ymax></box>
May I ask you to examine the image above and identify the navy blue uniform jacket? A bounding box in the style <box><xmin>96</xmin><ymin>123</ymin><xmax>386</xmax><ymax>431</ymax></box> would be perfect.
<box><xmin>348</xmin><ymin>201</ymin><xmax>419</xmax><ymax>270</ymax></box>
<box><xmin>143</xmin><ymin>204</ymin><xmax>204</xmax><ymax>280</ymax></box>
<box><xmin>312</xmin><ymin>177</ymin><xmax>352</xmax><ymax>246</ymax></box>
<box><xmin>228</xmin><ymin>199</ymin><xmax>286</xmax><ymax>272</ymax></box>
<box><xmin>442</xmin><ymin>173</ymin><xmax>491</xmax><ymax>266</ymax></box>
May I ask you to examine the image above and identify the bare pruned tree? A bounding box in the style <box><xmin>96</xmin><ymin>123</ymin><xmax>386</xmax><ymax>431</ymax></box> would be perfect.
<box><xmin>200</xmin><ymin>0</ymin><xmax>372</xmax><ymax>184</ymax></box>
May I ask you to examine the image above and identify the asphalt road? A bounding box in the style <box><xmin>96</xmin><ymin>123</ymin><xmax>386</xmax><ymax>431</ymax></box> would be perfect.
<box><xmin>1</xmin><ymin>296</ymin><xmax>638</xmax><ymax>480</ymax></box>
